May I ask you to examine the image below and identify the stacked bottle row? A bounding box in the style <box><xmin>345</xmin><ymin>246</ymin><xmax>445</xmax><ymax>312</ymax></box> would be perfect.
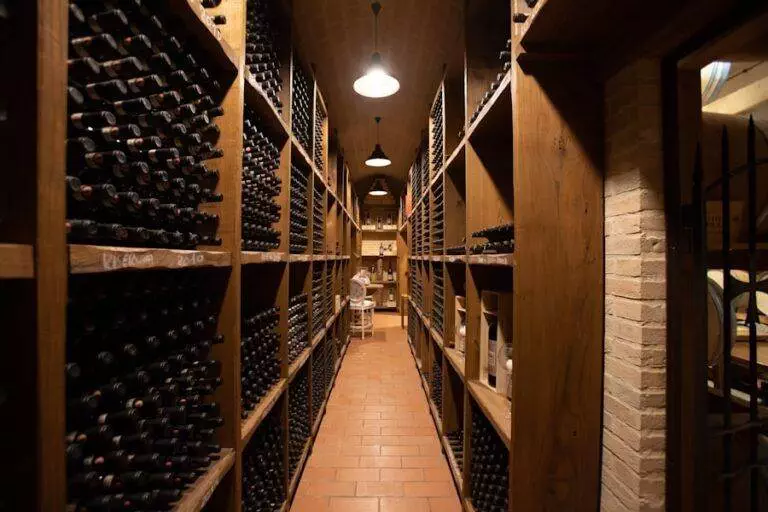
<box><xmin>408</xmin><ymin>302</ymin><xmax>417</xmax><ymax>347</ymax></box>
<box><xmin>430</xmin><ymin>90</ymin><xmax>444</xmax><ymax>173</ymax></box>
<box><xmin>432</xmin><ymin>264</ymin><xmax>444</xmax><ymax>336</ymax></box>
<box><xmin>470</xmin><ymin>404</ymin><xmax>509</xmax><ymax>512</ymax></box>
<box><xmin>313</xmin><ymin>103</ymin><xmax>326</xmax><ymax>172</ymax></box>
<box><xmin>245</xmin><ymin>0</ymin><xmax>284</xmax><ymax>114</ymax></box>
<box><xmin>470</xmin><ymin>223</ymin><xmax>514</xmax><ymax>255</ymax></box>
<box><xmin>412</xmin><ymin>204</ymin><xmax>422</xmax><ymax>255</ymax></box>
<box><xmin>446</xmin><ymin>427</ymin><xmax>464</xmax><ymax>471</ymax></box>
<box><xmin>411</xmin><ymin>263</ymin><xmax>424</xmax><ymax>311</ymax></box>
<box><xmin>242</xmin><ymin>109</ymin><xmax>281</xmax><ymax>251</ymax></box>
<box><xmin>411</xmin><ymin>142</ymin><xmax>425</xmax><ymax>202</ymax></box>
<box><xmin>312</xmin><ymin>182</ymin><xmax>324</xmax><ymax>254</ymax></box>
<box><xmin>311</xmin><ymin>265</ymin><xmax>324</xmax><ymax>337</ymax></box>
<box><xmin>469</xmin><ymin>38</ymin><xmax>512</xmax><ymax>125</ymax></box>
<box><xmin>199</xmin><ymin>0</ymin><xmax>227</xmax><ymax>24</ymax></box>
<box><xmin>430</xmin><ymin>348</ymin><xmax>443</xmax><ymax>419</ymax></box>
<box><xmin>310</xmin><ymin>336</ymin><xmax>335</xmax><ymax>424</ymax></box>
<box><xmin>66</xmin><ymin>269</ymin><xmax>225</xmax><ymax>510</ymax></box>
<box><xmin>291</xmin><ymin>59</ymin><xmax>312</xmax><ymax>154</ymax></box>
<box><xmin>324</xmin><ymin>264</ymin><xmax>333</xmax><ymax>323</ymax></box>
<box><xmin>432</xmin><ymin>178</ymin><xmax>444</xmax><ymax>254</ymax></box>
<box><xmin>66</xmin><ymin>0</ymin><xmax>225</xmax><ymax>248</ymax></box>
<box><xmin>288</xmin><ymin>366</ymin><xmax>310</xmax><ymax>479</ymax></box>
<box><xmin>287</xmin><ymin>292</ymin><xmax>309</xmax><ymax>363</ymax></box>
<box><xmin>289</xmin><ymin>164</ymin><xmax>309</xmax><ymax>253</ymax></box>
<box><xmin>240</xmin><ymin>306</ymin><xmax>281</xmax><ymax>418</ymax></box>
<box><xmin>242</xmin><ymin>407</ymin><xmax>285</xmax><ymax>512</ymax></box>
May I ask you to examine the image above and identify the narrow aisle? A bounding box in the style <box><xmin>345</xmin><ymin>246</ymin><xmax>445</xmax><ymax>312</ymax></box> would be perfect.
<box><xmin>291</xmin><ymin>313</ymin><xmax>461</xmax><ymax>512</ymax></box>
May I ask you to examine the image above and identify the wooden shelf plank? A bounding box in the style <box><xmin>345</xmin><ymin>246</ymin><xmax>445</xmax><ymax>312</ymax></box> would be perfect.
<box><xmin>69</xmin><ymin>245</ymin><xmax>232</xmax><ymax>274</ymax></box>
<box><xmin>444</xmin><ymin>255</ymin><xmax>466</xmax><ymax>264</ymax></box>
<box><xmin>430</xmin><ymin>327</ymin><xmax>444</xmax><ymax>349</ymax></box>
<box><xmin>241</xmin><ymin>251</ymin><xmax>288</xmax><ymax>264</ymax></box>
<box><xmin>244</xmin><ymin>71</ymin><xmax>289</xmax><ymax>139</ymax></box>
<box><xmin>288</xmin><ymin>347</ymin><xmax>311</xmax><ymax>381</ymax></box>
<box><xmin>468</xmin><ymin>381</ymin><xmax>511</xmax><ymax>450</ymax></box>
<box><xmin>444</xmin><ymin>347</ymin><xmax>466</xmax><ymax>382</ymax></box>
<box><xmin>240</xmin><ymin>380</ymin><xmax>287</xmax><ymax>445</ymax></box>
<box><xmin>0</xmin><ymin>243</ymin><xmax>34</xmax><ymax>279</ymax></box>
<box><xmin>312</xmin><ymin>328</ymin><xmax>326</xmax><ymax>348</ymax></box>
<box><xmin>289</xmin><ymin>254</ymin><xmax>312</xmax><ymax>262</ymax></box>
<box><xmin>167</xmin><ymin>0</ymin><xmax>238</xmax><ymax>77</ymax></box>
<box><xmin>467</xmin><ymin>253</ymin><xmax>515</xmax><ymax>267</ymax></box>
<box><xmin>172</xmin><ymin>448</ymin><xmax>235</xmax><ymax>512</ymax></box>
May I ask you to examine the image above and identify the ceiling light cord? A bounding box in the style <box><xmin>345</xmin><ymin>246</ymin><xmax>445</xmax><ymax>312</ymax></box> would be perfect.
<box><xmin>375</xmin><ymin>116</ymin><xmax>381</xmax><ymax>143</ymax></box>
<box><xmin>372</xmin><ymin>2</ymin><xmax>381</xmax><ymax>52</ymax></box>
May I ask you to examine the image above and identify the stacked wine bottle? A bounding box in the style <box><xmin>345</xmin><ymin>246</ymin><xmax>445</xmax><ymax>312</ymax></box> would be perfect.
<box><xmin>470</xmin><ymin>223</ymin><xmax>514</xmax><ymax>254</ymax></box>
<box><xmin>470</xmin><ymin>403</ymin><xmax>509</xmax><ymax>512</ymax></box>
<box><xmin>66</xmin><ymin>0</ymin><xmax>225</xmax><ymax>248</ymax></box>
<box><xmin>240</xmin><ymin>306</ymin><xmax>281</xmax><ymax>419</ymax></box>
<box><xmin>289</xmin><ymin>164</ymin><xmax>309</xmax><ymax>253</ymax></box>
<box><xmin>432</xmin><ymin>178</ymin><xmax>444</xmax><ymax>254</ymax></box>
<box><xmin>445</xmin><ymin>238</ymin><xmax>466</xmax><ymax>255</ymax></box>
<box><xmin>312</xmin><ymin>182</ymin><xmax>324</xmax><ymax>254</ymax></box>
<box><xmin>408</xmin><ymin>302</ymin><xmax>417</xmax><ymax>348</ymax></box>
<box><xmin>310</xmin><ymin>339</ymin><xmax>327</xmax><ymax>424</ymax></box>
<box><xmin>430</xmin><ymin>348</ymin><xmax>443</xmax><ymax>418</ymax></box>
<box><xmin>324</xmin><ymin>264</ymin><xmax>333</xmax><ymax>322</ymax></box>
<box><xmin>242</xmin><ymin>108</ymin><xmax>281</xmax><ymax>252</ymax></box>
<box><xmin>311</xmin><ymin>265</ymin><xmax>324</xmax><ymax>337</ymax></box>
<box><xmin>242</xmin><ymin>406</ymin><xmax>285</xmax><ymax>512</ymax></box>
<box><xmin>446</xmin><ymin>427</ymin><xmax>464</xmax><ymax>471</ymax></box>
<box><xmin>245</xmin><ymin>0</ymin><xmax>284</xmax><ymax>114</ymax></box>
<box><xmin>313</xmin><ymin>103</ymin><xmax>326</xmax><ymax>172</ymax></box>
<box><xmin>199</xmin><ymin>0</ymin><xmax>227</xmax><ymax>25</ymax></box>
<box><xmin>432</xmin><ymin>264</ymin><xmax>444</xmax><ymax>336</ymax></box>
<box><xmin>291</xmin><ymin>59</ymin><xmax>312</xmax><ymax>154</ymax></box>
<box><xmin>66</xmin><ymin>269</ymin><xmax>225</xmax><ymax>510</ymax></box>
<box><xmin>430</xmin><ymin>91</ymin><xmax>444</xmax><ymax>172</ymax></box>
<box><xmin>469</xmin><ymin>38</ymin><xmax>512</xmax><ymax>124</ymax></box>
<box><xmin>288</xmin><ymin>366</ymin><xmax>310</xmax><ymax>479</ymax></box>
<box><xmin>287</xmin><ymin>292</ymin><xmax>308</xmax><ymax>363</ymax></box>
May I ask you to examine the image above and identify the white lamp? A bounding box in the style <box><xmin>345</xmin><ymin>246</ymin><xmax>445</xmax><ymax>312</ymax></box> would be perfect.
<box><xmin>365</xmin><ymin>117</ymin><xmax>391</xmax><ymax>168</ymax></box>
<box><xmin>353</xmin><ymin>2</ymin><xmax>400</xmax><ymax>98</ymax></box>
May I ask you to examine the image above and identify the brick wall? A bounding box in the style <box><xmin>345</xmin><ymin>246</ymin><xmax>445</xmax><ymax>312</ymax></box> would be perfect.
<box><xmin>602</xmin><ymin>59</ymin><xmax>667</xmax><ymax>512</ymax></box>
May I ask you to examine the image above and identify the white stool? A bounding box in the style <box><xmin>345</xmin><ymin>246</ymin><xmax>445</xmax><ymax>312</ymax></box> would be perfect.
<box><xmin>350</xmin><ymin>277</ymin><xmax>375</xmax><ymax>338</ymax></box>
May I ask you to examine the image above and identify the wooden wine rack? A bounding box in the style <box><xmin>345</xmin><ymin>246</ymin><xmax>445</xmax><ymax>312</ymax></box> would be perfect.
<box><xmin>1</xmin><ymin>1</ymin><xmax>360</xmax><ymax>511</ymax></box>
<box><xmin>399</xmin><ymin>1</ymin><xmax>603</xmax><ymax>510</ymax></box>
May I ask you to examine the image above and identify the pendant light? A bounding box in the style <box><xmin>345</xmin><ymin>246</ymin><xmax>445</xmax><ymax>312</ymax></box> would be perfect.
<box><xmin>368</xmin><ymin>178</ymin><xmax>389</xmax><ymax>197</ymax></box>
<box><xmin>365</xmin><ymin>117</ymin><xmax>391</xmax><ymax>168</ymax></box>
<box><xmin>353</xmin><ymin>2</ymin><xmax>400</xmax><ymax>98</ymax></box>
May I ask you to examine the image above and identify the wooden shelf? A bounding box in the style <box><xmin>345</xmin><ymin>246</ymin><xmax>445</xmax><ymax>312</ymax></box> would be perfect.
<box><xmin>439</xmin><ymin>433</ymin><xmax>464</xmax><ymax>494</ymax></box>
<box><xmin>241</xmin><ymin>251</ymin><xmax>288</xmax><ymax>264</ymax></box>
<box><xmin>361</xmin><ymin>226</ymin><xmax>399</xmax><ymax>233</ymax></box>
<box><xmin>362</xmin><ymin>253</ymin><xmax>397</xmax><ymax>257</ymax></box>
<box><xmin>289</xmin><ymin>254</ymin><xmax>312</xmax><ymax>262</ymax></box>
<box><xmin>467</xmin><ymin>381</ymin><xmax>512</xmax><ymax>450</ymax></box>
<box><xmin>288</xmin><ymin>348</ymin><xmax>311</xmax><ymax>381</ymax></box>
<box><xmin>68</xmin><ymin>245</ymin><xmax>232</xmax><ymax>274</ymax></box>
<box><xmin>444</xmin><ymin>347</ymin><xmax>466</xmax><ymax>382</ymax></box>
<box><xmin>430</xmin><ymin>327</ymin><xmax>444</xmax><ymax>349</ymax></box>
<box><xmin>467</xmin><ymin>253</ymin><xmax>515</xmax><ymax>267</ymax></box>
<box><xmin>466</xmin><ymin>71</ymin><xmax>512</xmax><ymax>143</ymax></box>
<box><xmin>444</xmin><ymin>254</ymin><xmax>466</xmax><ymax>264</ymax></box>
<box><xmin>312</xmin><ymin>329</ymin><xmax>325</xmax><ymax>348</ymax></box>
<box><xmin>0</xmin><ymin>243</ymin><xmax>34</xmax><ymax>279</ymax></box>
<box><xmin>244</xmin><ymin>71</ymin><xmax>289</xmax><ymax>139</ymax></box>
<box><xmin>240</xmin><ymin>380</ymin><xmax>287</xmax><ymax>445</ymax></box>
<box><xmin>172</xmin><ymin>448</ymin><xmax>235</xmax><ymax>512</ymax></box>
<box><xmin>167</xmin><ymin>0</ymin><xmax>238</xmax><ymax>78</ymax></box>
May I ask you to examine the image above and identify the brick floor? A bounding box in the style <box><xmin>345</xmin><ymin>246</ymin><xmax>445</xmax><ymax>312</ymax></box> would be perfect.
<box><xmin>292</xmin><ymin>313</ymin><xmax>461</xmax><ymax>512</ymax></box>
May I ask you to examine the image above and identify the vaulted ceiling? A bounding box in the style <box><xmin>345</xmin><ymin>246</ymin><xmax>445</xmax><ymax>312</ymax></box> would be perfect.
<box><xmin>293</xmin><ymin>0</ymin><xmax>464</xmax><ymax>197</ymax></box>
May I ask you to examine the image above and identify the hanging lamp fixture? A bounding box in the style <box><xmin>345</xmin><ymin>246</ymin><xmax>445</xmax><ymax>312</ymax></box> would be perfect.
<box><xmin>353</xmin><ymin>2</ymin><xmax>400</xmax><ymax>98</ymax></box>
<box><xmin>365</xmin><ymin>117</ymin><xmax>391</xmax><ymax>168</ymax></box>
<box><xmin>368</xmin><ymin>178</ymin><xmax>389</xmax><ymax>197</ymax></box>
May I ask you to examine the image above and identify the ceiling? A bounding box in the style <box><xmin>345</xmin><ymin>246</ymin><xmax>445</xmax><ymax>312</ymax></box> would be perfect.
<box><xmin>292</xmin><ymin>0</ymin><xmax>464</xmax><ymax>197</ymax></box>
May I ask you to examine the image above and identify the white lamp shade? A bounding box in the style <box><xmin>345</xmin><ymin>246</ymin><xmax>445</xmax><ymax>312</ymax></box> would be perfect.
<box><xmin>354</xmin><ymin>67</ymin><xmax>400</xmax><ymax>98</ymax></box>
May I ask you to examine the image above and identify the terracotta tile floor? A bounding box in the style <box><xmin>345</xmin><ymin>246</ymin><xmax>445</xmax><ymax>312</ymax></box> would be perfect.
<box><xmin>291</xmin><ymin>313</ymin><xmax>461</xmax><ymax>512</ymax></box>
